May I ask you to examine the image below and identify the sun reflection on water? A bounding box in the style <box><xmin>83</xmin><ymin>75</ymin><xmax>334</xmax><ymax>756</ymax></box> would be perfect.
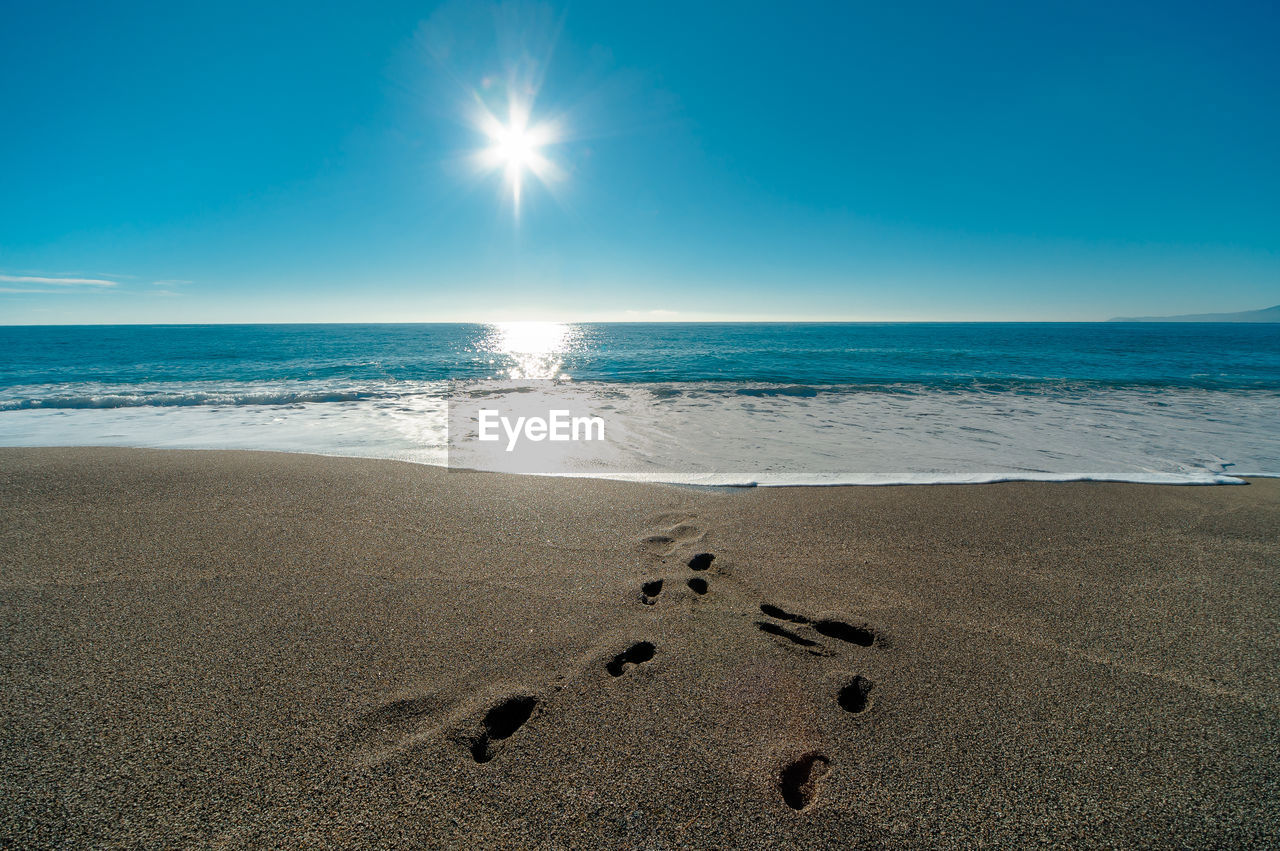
<box><xmin>479</xmin><ymin>322</ymin><xmax>582</xmax><ymax>380</ymax></box>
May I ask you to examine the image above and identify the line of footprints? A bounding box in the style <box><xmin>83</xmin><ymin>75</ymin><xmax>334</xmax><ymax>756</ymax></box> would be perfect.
<box><xmin>638</xmin><ymin>514</ymin><xmax>882</xmax><ymax>811</ymax></box>
<box><xmin>349</xmin><ymin>513</ymin><xmax>883</xmax><ymax>814</ymax></box>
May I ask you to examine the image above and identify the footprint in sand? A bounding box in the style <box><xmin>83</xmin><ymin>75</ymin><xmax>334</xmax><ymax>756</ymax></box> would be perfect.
<box><xmin>343</xmin><ymin>693</ymin><xmax>449</xmax><ymax>764</ymax></box>
<box><xmin>351</xmin><ymin>695</ymin><xmax>443</xmax><ymax>737</ymax></box>
<box><xmin>837</xmin><ymin>675</ymin><xmax>874</xmax><ymax>715</ymax></box>
<box><xmin>466</xmin><ymin>694</ymin><xmax>539</xmax><ymax>764</ymax></box>
<box><xmin>759</xmin><ymin>603</ymin><xmax>809</xmax><ymax>624</ymax></box>
<box><xmin>639</xmin><ymin>579</ymin><xmax>664</xmax><ymax>605</ymax></box>
<box><xmin>687</xmin><ymin>552</ymin><xmax>715</xmax><ymax>571</ymax></box>
<box><xmin>779</xmin><ymin>752</ymin><xmax>830</xmax><ymax>811</ymax></box>
<box><xmin>679</xmin><ymin>551</ymin><xmax>717</xmax><ymax>595</ymax></box>
<box><xmin>640</xmin><ymin>516</ymin><xmax>705</xmax><ymax>557</ymax></box>
<box><xmin>606</xmin><ymin>641</ymin><xmax>657</xmax><ymax>677</ymax></box>
<box><xmin>756</xmin><ymin>603</ymin><xmax>884</xmax><ymax>652</ymax></box>
<box><xmin>342</xmin><ymin>691</ymin><xmax>464</xmax><ymax>769</ymax></box>
<box><xmin>813</xmin><ymin>620</ymin><xmax>878</xmax><ymax>647</ymax></box>
<box><xmin>755</xmin><ymin>620</ymin><xmax>829</xmax><ymax>655</ymax></box>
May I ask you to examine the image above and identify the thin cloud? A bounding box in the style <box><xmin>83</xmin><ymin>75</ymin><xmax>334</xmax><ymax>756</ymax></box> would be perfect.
<box><xmin>152</xmin><ymin>279</ymin><xmax>193</xmax><ymax>286</ymax></box>
<box><xmin>623</xmin><ymin>308</ymin><xmax>681</xmax><ymax>318</ymax></box>
<box><xmin>0</xmin><ymin>286</ymin><xmax>80</xmax><ymax>294</ymax></box>
<box><xmin>0</xmin><ymin>274</ymin><xmax>117</xmax><ymax>287</ymax></box>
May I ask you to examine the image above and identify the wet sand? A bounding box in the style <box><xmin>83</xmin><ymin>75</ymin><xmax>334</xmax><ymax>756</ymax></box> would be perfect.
<box><xmin>1</xmin><ymin>447</ymin><xmax>1277</xmax><ymax>848</ymax></box>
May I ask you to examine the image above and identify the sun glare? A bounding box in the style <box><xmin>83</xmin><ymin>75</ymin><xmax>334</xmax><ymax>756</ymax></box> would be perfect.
<box><xmin>475</xmin><ymin>100</ymin><xmax>560</xmax><ymax>213</ymax></box>
<box><xmin>480</xmin><ymin>321</ymin><xmax>580</xmax><ymax>379</ymax></box>
<box><xmin>493</xmin><ymin>122</ymin><xmax>535</xmax><ymax>167</ymax></box>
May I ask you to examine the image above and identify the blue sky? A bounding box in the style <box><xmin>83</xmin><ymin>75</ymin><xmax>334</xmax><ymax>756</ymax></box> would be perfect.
<box><xmin>1</xmin><ymin>0</ymin><xmax>1276</xmax><ymax>323</ymax></box>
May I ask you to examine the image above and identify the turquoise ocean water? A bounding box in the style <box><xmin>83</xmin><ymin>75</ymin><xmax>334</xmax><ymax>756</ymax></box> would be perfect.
<box><xmin>2</xmin><ymin>322</ymin><xmax>1277</xmax><ymax>484</ymax></box>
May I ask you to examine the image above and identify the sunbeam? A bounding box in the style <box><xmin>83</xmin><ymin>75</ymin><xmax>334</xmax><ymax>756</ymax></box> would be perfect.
<box><xmin>473</xmin><ymin>95</ymin><xmax>562</xmax><ymax>214</ymax></box>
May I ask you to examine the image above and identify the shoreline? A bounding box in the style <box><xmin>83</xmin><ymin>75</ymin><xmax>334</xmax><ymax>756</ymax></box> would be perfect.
<box><xmin>3</xmin><ymin>443</ymin><xmax>1273</xmax><ymax>487</ymax></box>
<box><xmin>2</xmin><ymin>447</ymin><xmax>1277</xmax><ymax>847</ymax></box>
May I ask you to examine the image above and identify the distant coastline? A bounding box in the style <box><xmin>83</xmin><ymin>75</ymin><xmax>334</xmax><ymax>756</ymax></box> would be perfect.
<box><xmin>1108</xmin><ymin>304</ymin><xmax>1280</xmax><ymax>322</ymax></box>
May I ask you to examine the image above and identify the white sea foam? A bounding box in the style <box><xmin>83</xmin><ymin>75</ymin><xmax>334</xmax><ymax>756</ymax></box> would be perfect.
<box><xmin>0</xmin><ymin>379</ymin><xmax>1276</xmax><ymax>485</ymax></box>
<box><xmin>0</xmin><ymin>381</ymin><xmax>407</xmax><ymax>410</ymax></box>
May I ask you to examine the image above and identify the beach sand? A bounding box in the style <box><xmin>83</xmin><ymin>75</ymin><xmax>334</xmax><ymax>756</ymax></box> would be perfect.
<box><xmin>0</xmin><ymin>447</ymin><xmax>1276</xmax><ymax>848</ymax></box>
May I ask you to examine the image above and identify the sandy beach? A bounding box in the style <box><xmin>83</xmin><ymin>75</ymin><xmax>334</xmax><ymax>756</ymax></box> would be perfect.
<box><xmin>0</xmin><ymin>447</ymin><xmax>1276</xmax><ymax>848</ymax></box>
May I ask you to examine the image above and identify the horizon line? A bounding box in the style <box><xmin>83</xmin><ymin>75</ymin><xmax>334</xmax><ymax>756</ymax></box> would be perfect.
<box><xmin>0</xmin><ymin>318</ymin><xmax>1264</xmax><ymax>328</ymax></box>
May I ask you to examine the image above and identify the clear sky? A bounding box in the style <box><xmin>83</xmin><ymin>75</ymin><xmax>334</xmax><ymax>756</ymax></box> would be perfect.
<box><xmin>1</xmin><ymin>0</ymin><xmax>1277</xmax><ymax>324</ymax></box>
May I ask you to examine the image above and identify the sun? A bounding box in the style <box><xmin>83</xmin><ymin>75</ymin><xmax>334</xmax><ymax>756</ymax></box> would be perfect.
<box><xmin>492</xmin><ymin>122</ymin><xmax>536</xmax><ymax>169</ymax></box>
<box><xmin>475</xmin><ymin>100</ymin><xmax>560</xmax><ymax>212</ymax></box>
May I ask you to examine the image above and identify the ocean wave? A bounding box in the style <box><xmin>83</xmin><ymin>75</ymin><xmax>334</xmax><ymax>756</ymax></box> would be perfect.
<box><xmin>6</xmin><ymin>378</ymin><xmax>1280</xmax><ymax>412</ymax></box>
<box><xmin>1</xmin><ymin>379</ymin><xmax>1276</xmax><ymax>486</ymax></box>
<box><xmin>0</xmin><ymin>389</ymin><xmax>394</xmax><ymax>410</ymax></box>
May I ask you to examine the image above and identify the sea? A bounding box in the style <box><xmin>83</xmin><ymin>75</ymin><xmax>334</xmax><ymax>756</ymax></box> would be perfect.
<box><xmin>1</xmin><ymin>322</ymin><xmax>1277</xmax><ymax>485</ymax></box>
